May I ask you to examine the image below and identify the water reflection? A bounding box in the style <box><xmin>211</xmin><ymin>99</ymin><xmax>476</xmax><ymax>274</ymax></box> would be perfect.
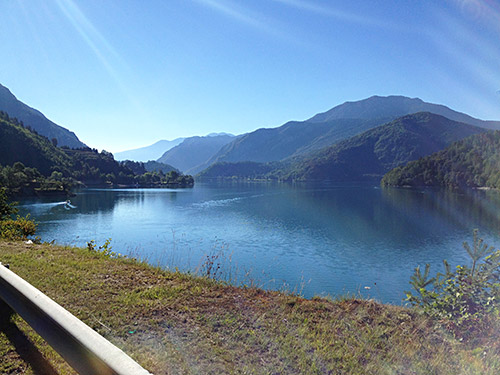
<box><xmin>17</xmin><ymin>183</ymin><xmax>500</xmax><ymax>304</ymax></box>
<box><xmin>381</xmin><ymin>187</ymin><xmax>500</xmax><ymax>237</ymax></box>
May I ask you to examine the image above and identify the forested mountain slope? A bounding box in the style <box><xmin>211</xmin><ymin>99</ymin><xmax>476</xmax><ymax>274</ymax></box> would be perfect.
<box><xmin>199</xmin><ymin>113</ymin><xmax>486</xmax><ymax>182</ymax></box>
<box><xmin>0</xmin><ymin>111</ymin><xmax>73</xmax><ymax>175</ymax></box>
<box><xmin>282</xmin><ymin>112</ymin><xmax>486</xmax><ymax>181</ymax></box>
<box><xmin>381</xmin><ymin>131</ymin><xmax>500</xmax><ymax>189</ymax></box>
<box><xmin>0</xmin><ymin>112</ymin><xmax>193</xmax><ymax>194</ymax></box>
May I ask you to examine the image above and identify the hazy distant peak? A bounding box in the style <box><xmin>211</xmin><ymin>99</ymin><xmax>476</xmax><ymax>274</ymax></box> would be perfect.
<box><xmin>114</xmin><ymin>138</ymin><xmax>186</xmax><ymax>161</ymax></box>
<box><xmin>157</xmin><ymin>133</ymin><xmax>236</xmax><ymax>173</ymax></box>
<box><xmin>206</xmin><ymin>132</ymin><xmax>234</xmax><ymax>137</ymax></box>
<box><xmin>306</xmin><ymin>95</ymin><xmax>491</xmax><ymax>127</ymax></box>
<box><xmin>150</xmin><ymin>138</ymin><xmax>185</xmax><ymax>145</ymax></box>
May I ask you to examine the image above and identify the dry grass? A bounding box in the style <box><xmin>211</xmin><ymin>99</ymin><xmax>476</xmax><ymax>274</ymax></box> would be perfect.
<box><xmin>1</xmin><ymin>240</ymin><xmax>499</xmax><ymax>374</ymax></box>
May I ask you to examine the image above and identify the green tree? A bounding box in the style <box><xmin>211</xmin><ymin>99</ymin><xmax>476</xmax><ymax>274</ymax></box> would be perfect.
<box><xmin>406</xmin><ymin>230</ymin><xmax>500</xmax><ymax>338</ymax></box>
<box><xmin>0</xmin><ymin>188</ymin><xmax>18</xmax><ymax>220</ymax></box>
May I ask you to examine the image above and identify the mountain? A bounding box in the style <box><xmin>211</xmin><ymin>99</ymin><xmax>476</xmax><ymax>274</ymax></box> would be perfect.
<box><xmin>381</xmin><ymin>131</ymin><xmax>500</xmax><ymax>189</ymax></box>
<box><xmin>205</xmin><ymin>119</ymin><xmax>378</xmax><ymax>164</ymax></box>
<box><xmin>0</xmin><ymin>112</ymin><xmax>73</xmax><ymax>176</ymax></box>
<box><xmin>157</xmin><ymin>134</ymin><xmax>236</xmax><ymax>174</ymax></box>
<box><xmin>202</xmin><ymin>96</ymin><xmax>500</xmax><ymax>170</ymax></box>
<box><xmin>0</xmin><ymin>83</ymin><xmax>86</xmax><ymax>148</ymax></box>
<box><xmin>205</xmin><ymin>118</ymin><xmax>382</xmax><ymax>168</ymax></box>
<box><xmin>280</xmin><ymin>113</ymin><xmax>487</xmax><ymax>181</ymax></box>
<box><xmin>115</xmin><ymin>138</ymin><xmax>185</xmax><ymax>161</ymax></box>
<box><xmin>307</xmin><ymin>95</ymin><xmax>500</xmax><ymax>130</ymax></box>
<box><xmin>0</xmin><ymin>110</ymin><xmax>130</xmax><ymax>181</ymax></box>
<box><xmin>0</xmin><ymin>113</ymin><xmax>194</xmax><ymax>194</ymax></box>
<box><xmin>198</xmin><ymin>113</ymin><xmax>487</xmax><ymax>182</ymax></box>
<box><xmin>206</xmin><ymin>132</ymin><xmax>234</xmax><ymax>137</ymax></box>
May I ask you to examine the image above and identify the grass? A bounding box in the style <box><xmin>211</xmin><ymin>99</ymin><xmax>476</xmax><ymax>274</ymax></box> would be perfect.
<box><xmin>1</xmin><ymin>240</ymin><xmax>499</xmax><ymax>374</ymax></box>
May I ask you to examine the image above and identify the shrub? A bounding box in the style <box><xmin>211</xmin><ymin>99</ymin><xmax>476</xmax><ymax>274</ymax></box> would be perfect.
<box><xmin>86</xmin><ymin>238</ymin><xmax>116</xmax><ymax>258</ymax></box>
<box><xmin>0</xmin><ymin>215</ymin><xmax>37</xmax><ymax>241</ymax></box>
<box><xmin>0</xmin><ymin>187</ymin><xmax>18</xmax><ymax>220</ymax></box>
<box><xmin>0</xmin><ymin>187</ymin><xmax>37</xmax><ymax>240</ymax></box>
<box><xmin>405</xmin><ymin>230</ymin><xmax>500</xmax><ymax>338</ymax></box>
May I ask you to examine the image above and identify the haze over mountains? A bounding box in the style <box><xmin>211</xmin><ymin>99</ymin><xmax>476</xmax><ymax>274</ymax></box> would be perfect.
<box><xmin>199</xmin><ymin>113</ymin><xmax>487</xmax><ymax>181</ymax></box>
<box><xmin>157</xmin><ymin>134</ymin><xmax>236</xmax><ymax>175</ymax></box>
<box><xmin>192</xmin><ymin>96</ymin><xmax>500</xmax><ymax>181</ymax></box>
<box><xmin>2</xmin><ymin>80</ymin><xmax>500</xmax><ymax>185</ymax></box>
<box><xmin>307</xmin><ymin>95</ymin><xmax>500</xmax><ymax>129</ymax></box>
<box><xmin>114</xmin><ymin>95</ymin><xmax>500</xmax><ymax>180</ymax></box>
<box><xmin>114</xmin><ymin>138</ymin><xmax>186</xmax><ymax>161</ymax></box>
<box><xmin>204</xmin><ymin>96</ymin><xmax>500</xmax><ymax>168</ymax></box>
<box><xmin>0</xmin><ymin>83</ymin><xmax>86</xmax><ymax>149</ymax></box>
<box><xmin>0</xmin><ymin>111</ymin><xmax>194</xmax><ymax>195</ymax></box>
<box><xmin>277</xmin><ymin>112</ymin><xmax>487</xmax><ymax>181</ymax></box>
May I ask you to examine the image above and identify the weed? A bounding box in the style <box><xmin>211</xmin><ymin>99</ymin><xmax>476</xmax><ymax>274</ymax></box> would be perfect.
<box><xmin>86</xmin><ymin>238</ymin><xmax>118</xmax><ymax>258</ymax></box>
<box><xmin>200</xmin><ymin>253</ymin><xmax>223</xmax><ymax>279</ymax></box>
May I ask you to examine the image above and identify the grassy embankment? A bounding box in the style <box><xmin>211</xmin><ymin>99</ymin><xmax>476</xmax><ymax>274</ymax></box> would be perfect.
<box><xmin>1</xmin><ymin>240</ymin><xmax>499</xmax><ymax>374</ymax></box>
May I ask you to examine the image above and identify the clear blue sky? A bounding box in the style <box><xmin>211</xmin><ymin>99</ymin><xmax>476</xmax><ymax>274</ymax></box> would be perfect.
<box><xmin>1</xmin><ymin>0</ymin><xmax>499</xmax><ymax>152</ymax></box>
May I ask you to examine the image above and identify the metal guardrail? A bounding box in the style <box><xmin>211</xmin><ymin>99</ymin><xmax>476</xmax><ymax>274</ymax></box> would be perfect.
<box><xmin>0</xmin><ymin>262</ymin><xmax>152</xmax><ymax>375</ymax></box>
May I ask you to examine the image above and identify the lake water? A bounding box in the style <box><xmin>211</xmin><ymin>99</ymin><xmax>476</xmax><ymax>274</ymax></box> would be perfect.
<box><xmin>18</xmin><ymin>182</ymin><xmax>500</xmax><ymax>304</ymax></box>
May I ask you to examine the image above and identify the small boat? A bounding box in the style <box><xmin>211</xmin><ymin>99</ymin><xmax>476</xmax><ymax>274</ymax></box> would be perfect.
<box><xmin>64</xmin><ymin>200</ymin><xmax>76</xmax><ymax>210</ymax></box>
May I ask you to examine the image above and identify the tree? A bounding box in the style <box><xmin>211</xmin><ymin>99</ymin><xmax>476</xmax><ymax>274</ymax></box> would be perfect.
<box><xmin>406</xmin><ymin>230</ymin><xmax>500</xmax><ymax>337</ymax></box>
<box><xmin>50</xmin><ymin>171</ymin><xmax>63</xmax><ymax>181</ymax></box>
<box><xmin>0</xmin><ymin>188</ymin><xmax>18</xmax><ymax>220</ymax></box>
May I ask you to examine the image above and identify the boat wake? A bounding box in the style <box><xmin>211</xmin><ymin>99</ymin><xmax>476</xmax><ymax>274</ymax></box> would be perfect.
<box><xmin>192</xmin><ymin>197</ymin><xmax>243</xmax><ymax>208</ymax></box>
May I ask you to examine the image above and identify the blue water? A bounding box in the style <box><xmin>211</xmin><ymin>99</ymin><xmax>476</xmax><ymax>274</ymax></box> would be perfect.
<box><xmin>18</xmin><ymin>182</ymin><xmax>500</xmax><ymax>304</ymax></box>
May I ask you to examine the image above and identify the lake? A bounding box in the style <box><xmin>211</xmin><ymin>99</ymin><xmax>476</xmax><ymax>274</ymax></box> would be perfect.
<box><xmin>18</xmin><ymin>182</ymin><xmax>500</xmax><ymax>304</ymax></box>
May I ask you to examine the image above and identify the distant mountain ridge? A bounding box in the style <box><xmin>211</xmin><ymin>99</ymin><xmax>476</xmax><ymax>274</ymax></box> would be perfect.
<box><xmin>198</xmin><ymin>113</ymin><xmax>487</xmax><ymax>182</ymax></box>
<box><xmin>115</xmin><ymin>138</ymin><xmax>186</xmax><ymax>161</ymax></box>
<box><xmin>4</xmin><ymin>86</ymin><xmax>499</xmax><ymax>186</ymax></box>
<box><xmin>0</xmin><ymin>83</ymin><xmax>86</xmax><ymax>149</ymax></box>
<box><xmin>307</xmin><ymin>95</ymin><xmax>499</xmax><ymax>127</ymax></box>
<box><xmin>157</xmin><ymin>134</ymin><xmax>236</xmax><ymax>174</ymax></box>
<box><xmin>280</xmin><ymin>112</ymin><xmax>487</xmax><ymax>181</ymax></box>
<box><xmin>201</xmin><ymin>96</ymin><xmax>500</xmax><ymax>170</ymax></box>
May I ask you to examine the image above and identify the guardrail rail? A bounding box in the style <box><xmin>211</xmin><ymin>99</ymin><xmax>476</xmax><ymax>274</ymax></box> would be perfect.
<box><xmin>0</xmin><ymin>262</ymin><xmax>152</xmax><ymax>375</ymax></box>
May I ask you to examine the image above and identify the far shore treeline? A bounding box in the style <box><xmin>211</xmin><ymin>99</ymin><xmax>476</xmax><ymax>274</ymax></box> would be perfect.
<box><xmin>3</xmin><ymin>89</ymin><xmax>500</xmax><ymax>199</ymax></box>
<box><xmin>0</xmin><ymin>111</ymin><xmax>194</xmax><ymax>197</ymax></box>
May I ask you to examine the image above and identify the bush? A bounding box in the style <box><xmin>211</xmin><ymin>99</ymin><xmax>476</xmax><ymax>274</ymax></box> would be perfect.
<box><xmin>406</xmin><ymin>230</ymin><xmax>500</xmax><ymax>338</ymax></box>
<box><xmin>86</xmin><ymin>238</ymin><xmax>116</xmax><ymax>258</ymax></box>
<box><xmin>0</xmin><ymin>215</ymin><xmax>37</xmax><ymax>241</ymax></box>
<box><xmin>0</xmin><ymin>188</ymin><xmax>37</xmax><ymax>240</ymax></box>
<box><xmin>0</xmin><ymin>187</ymin><xmax>18</xmax><ymax>220</ymax></box>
